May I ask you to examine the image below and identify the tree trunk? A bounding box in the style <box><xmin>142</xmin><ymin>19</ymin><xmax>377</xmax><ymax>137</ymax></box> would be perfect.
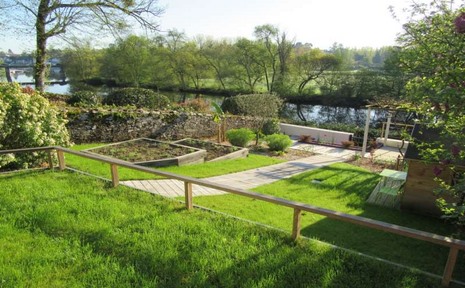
<box><xmin>35</xmin><ymin>1</ymin><xmax>49</xmax><ymax>93</ymax></box>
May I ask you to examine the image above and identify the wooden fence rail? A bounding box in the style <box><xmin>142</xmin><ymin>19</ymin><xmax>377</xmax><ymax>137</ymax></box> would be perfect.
<box><xmin>1</xmin><ymin>146</ymin><xmax>464</xmax><ymax>287</ymax></box>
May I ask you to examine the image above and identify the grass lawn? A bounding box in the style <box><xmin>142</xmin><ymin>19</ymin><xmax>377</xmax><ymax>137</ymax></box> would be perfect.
<box><xmin>0</xmin><ymin>170</ymin><xmax>444</xmax><ymax>287</ymax></box>
<box><xmin>191</xmin><ymin>163</ymin><xmax>465</xmax><ymax>281</ymax></box>
<box><xmin>65</xmin><ymin>143</ymin><xmax>284</xmax><ymax>180</ymax></box>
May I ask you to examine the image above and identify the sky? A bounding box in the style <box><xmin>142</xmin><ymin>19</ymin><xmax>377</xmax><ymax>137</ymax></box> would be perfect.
<box><xmin>2</xmin><ymin>0</ymin><xmax>416</xmax><ymax>53</ymax></box>
<box><xmin>155</xmin><ymin>0</ymin><xmax>412</xmax><ymax>49</ymax></box>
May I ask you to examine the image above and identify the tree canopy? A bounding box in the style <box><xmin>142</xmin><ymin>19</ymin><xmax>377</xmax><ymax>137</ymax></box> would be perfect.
<box><xmin>0</xmin><ymin>0</ymin><xmax>163</xmax><ymax>92</ymax></box>
<box><xmin>397</xmin><ymin>0</ymin><xmax>465</xmax><ymax>232</ymax></box>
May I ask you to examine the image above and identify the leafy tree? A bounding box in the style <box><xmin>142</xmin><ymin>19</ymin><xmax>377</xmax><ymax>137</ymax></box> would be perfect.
<box><xmin>162</xmin><ymin>30</ymin><xmax>191</xmax><ymax>89</ymax></box>
<box><xmin>294</xmin><ymin>49</ymin><xmax>340</xmax><ymax>94</ymax></box>
<box><xmin>0</xmin><ymin>0</ymin><xmax>163</xmax><ymax>92</ymax></box>
<box><xmin>182</xmin><ymin>41</ymin><xmax>212</xmax><ymax>90</ymax></box>
<box><xmin>396</xmin><ymin>1</ymin><xmax>465</xmax><ymax>232</ymax></box>
<box><xmin>199</xmin><ymin>38</ymin><xmax>236</xmax><ymax>91</ymax></box>
<box><xmin>100</xmin><ymin>35</ymin><xmax>154</xmax><ymax>86</ymax></box>
<box><xmin>253</xmin><ymin>25</ymin><xmax>294</xmax><ymax>94</ymax></box>
<box><xmin>62</xmin><ymin>39</ymin><xmax>103</xmax><ymax>81</ymax></box>
<box><xmin>0</xmin><ymin>83</ymin><xmax>70</xmax><ymax>169</ymax></box>
<box><xmin>232</xmin><ymin>38</ymin><xmax>264</xmax><ymax>93</ymax></box>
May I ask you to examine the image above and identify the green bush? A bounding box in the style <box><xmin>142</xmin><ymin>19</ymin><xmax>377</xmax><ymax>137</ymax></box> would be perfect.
<box><xmin>0</xmin><ymin>83</ymin><xmax>70</xmax><ymax>169</ymax></box>
<box><xmin>221</xmin><ymin>94</ymin><xmax>283</xmax><ymax>117</ymax></box>
<box><xmin>67</xmin><ymin>91</ymin><xmax>101</xmax><ymax>107</ymax></box>
<box><xmin>103</xmin><ymin>88</ymin><xmax>170</xmax><ymax>109</ymax></box>
<box><xmin>265</xmin><ymin>134</ymin><xmax>293</xmax><ymax>152</ymax></box>
<box><xmin>262</xmin><ymin>118</ymin><xmax>281</xmax><ymax>135</ymax></box>
<box><xmin>226</xmin><ymin>128</ymin><xmax>255</xmax><ymax>147</ymax></box>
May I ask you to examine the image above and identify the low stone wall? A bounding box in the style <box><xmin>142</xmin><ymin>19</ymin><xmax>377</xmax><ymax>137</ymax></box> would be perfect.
<box><xmin>279</xmin><ymin>123</ymin><xmax>353</xmax><ymax>145</ymax></box>
<box><xmin>66</xmin><ymin>109</ymin><xmax>260</xmax><ymax>143</ymax></box>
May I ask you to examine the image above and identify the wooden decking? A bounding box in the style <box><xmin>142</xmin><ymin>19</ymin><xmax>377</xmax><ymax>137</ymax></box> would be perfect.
<box><xmin>123</xmin><ymin>179</ymin><xmax>227</xmax><ymax>198</ymax></box>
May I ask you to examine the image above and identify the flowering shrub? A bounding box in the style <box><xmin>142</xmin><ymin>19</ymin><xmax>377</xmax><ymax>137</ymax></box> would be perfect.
<box><xmin>0</xmin><ymin>83</ymin><xmax>70</xmax><ymax>169</ymax></box>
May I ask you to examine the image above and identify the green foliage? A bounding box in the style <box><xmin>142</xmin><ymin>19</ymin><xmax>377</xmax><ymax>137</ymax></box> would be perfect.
<box><xmin>103</xmin><ymin>88</ymin><xmax>170</xmax><ymax>109</ymax></box>
<box><xmin>0</xmin><ymin>83</ymin><xmax>70</xmax><ymax>169</ymax></box>
<box><xmin>262</xmin><ymin>118</ymin><xmax>281</xmax><ymax>135</ymax></box>
<box><xmin>67</xmin><ymin>91</ymin><xmax>101</xmax><ymax>107</ymax></box>
<box><xmin>226</xmin><ymin>128</ymin><xmax>255</xmax><ymax>147</ymax></box>
<box><xmin>222</xmin><ymin>93</ymin><xmax>283</xmax><ymax>117</ymax></box>
<box><xmin>62</xmin><ymin>39</ymin><xmax>103</xmax><ymax>81</ymax></box>
<box><xmin>265</xmin><ymin>134</ymin><xmax>292</xmax><ymax>152</ymax></box>
<box><xmin>397</xmin><ymin>2</ymin><xmax>465</xmax><ymax>232</ymax></box>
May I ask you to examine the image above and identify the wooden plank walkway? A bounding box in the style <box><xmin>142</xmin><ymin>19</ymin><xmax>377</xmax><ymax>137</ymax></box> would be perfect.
<box><xmin>122</xmin><ymin>154</ymin><xmax>344</xmax><ymax>198</ymax></box>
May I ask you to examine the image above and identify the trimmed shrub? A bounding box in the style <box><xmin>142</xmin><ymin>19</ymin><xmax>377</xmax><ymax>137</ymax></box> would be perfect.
<box><xmin>262</xmin><ymin>118</ymin><xmax>281</xmax><ymax>135</ymax></box>
<box><xmin>67</xmin><ymin>91</ymin><xmax>101</xmax><ymax>107</ymax></box>
<box><xmin>265</xmin><ymin>134</ymin><xmax>293</xmax><ymax>152</ymax></box>
<box><xmin>0</xmin><ymin>83</ymin><xmax>70</xmax><ymax>169</ymax></box>
<box><xmin>103</xmin><ymin>87</ymin><xmax>170</xmax><ymax>109</ymax></box>
<box><xmin>226</xmin><ymin>128</ymin><xmax>255</xmax><ymax>147</ymax></box>
<box><xmin>221</xmin><ymin>94</ymin><xmax>283</xmax><ymax>117</ymax></box>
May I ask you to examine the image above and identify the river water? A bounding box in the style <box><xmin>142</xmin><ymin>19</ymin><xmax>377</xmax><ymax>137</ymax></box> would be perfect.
<box><xmin>5</xmin><ymin>75</ymin><xmax>391</xmax><ymax>127</ymax></box>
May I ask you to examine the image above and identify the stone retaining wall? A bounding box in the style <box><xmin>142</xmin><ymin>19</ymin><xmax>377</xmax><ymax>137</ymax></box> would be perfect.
<box><xmin>66</xmin><ymin>109</ymin><xmax>261</xmax><ymax>143</ymax></box>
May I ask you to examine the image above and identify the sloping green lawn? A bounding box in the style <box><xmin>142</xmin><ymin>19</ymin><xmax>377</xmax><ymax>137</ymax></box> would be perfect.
<box><xmin>0</xmin><ymin>170</ymin><xmax>442</xmax><ymax>287</ymax></box>
<box><xmin>191</xmin><ymin>163</ymin><xmax>465</xmax><ymax>281</ymax></box>
<box><xmin>65</xmin><ymin>143</ymin><xmax>284</xmax><ymax>180</ymax></box>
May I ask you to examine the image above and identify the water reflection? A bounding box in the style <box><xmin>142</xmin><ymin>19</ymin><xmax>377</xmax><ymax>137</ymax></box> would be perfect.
<box><xmin>162</xmin><ymin>91</ymin><xmax>224</xmax><ymax>105</ymax></box>
<box><xmin>1</xmin><ymin>74</ymin><xmax>415</xmax><ymax>128</ymax></box>
<box><xmin>282</xmin><ymin>103</ymin><xmax>389</xmax><ymax>127</ymax></box>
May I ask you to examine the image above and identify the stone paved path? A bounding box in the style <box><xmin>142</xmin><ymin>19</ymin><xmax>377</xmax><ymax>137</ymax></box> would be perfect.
<box><xmin>121</xmin><ymin>141</ymin><xmax>404</xmax><ymax>198</ymax></box>
<box><xmin>121</xmin><ymin>154</ymin><xmax>344</xmax><ymax>198</ymax></box>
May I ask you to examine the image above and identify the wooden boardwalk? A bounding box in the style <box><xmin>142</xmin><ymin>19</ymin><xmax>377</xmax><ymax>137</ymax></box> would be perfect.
<box><xmin>122</xmin><ymin>154</ymin><xmax>344</xmax><ymax>198</ymax></box>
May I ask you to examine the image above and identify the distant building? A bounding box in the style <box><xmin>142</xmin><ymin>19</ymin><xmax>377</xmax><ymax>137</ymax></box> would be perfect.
<box><xmin>4</xmin><ymin>56</ymin><xmax>35</xmax><ymax>66</ymax></box>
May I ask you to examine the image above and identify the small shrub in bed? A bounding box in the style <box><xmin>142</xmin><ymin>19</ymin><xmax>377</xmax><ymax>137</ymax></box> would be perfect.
<box><xmin>262</xmin><ymin>118</ymin><xmax>281</xmax><ymax>135</ymax></box>
<box><xmin>103</xmin><ymin>87</ymin><xmax>170</xmax><ymax>109</ymax></box>
<box><xmin>226</xmin><ymin>128</ymin><xmax>255</xmax><ymax>147</ymax></box>
<box><xmin>265</xmin><ymin>134</ymin><xmax>293</xmax><ymax>152</ymax></box>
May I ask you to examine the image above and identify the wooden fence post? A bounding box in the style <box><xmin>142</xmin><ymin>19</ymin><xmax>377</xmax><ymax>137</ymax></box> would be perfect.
<box><xmin>57</xmin><ymin>149</ymin><xmax>65</xmax><ymax>170</ymax></box>
<box><xmin>441</xmin><ymin>247</ymin><xmax>459</xmax><ymax>287</ymax></box>
<box><xmin>47</xmin><ymin>150</ymin><xmax>54</xmax><ymax>170</ymax></box>
<box><xmin>292</xmin><ymin>208</ymin><xmax>302</xmax><ymax>241</ymax></box>
<box><xmin>184</xmin><ymin>181</ymin><xmax>193</xmax><ymax>210</ymax></box>
<box><xmin>110</xmin><ymin>164</ymin><xmax>119</xmax><ymax>187</ymax></box>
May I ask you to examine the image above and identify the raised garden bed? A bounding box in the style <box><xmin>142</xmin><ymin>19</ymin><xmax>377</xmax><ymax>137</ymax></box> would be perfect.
<box><xmin>172</xmin><ymin>138</ymin><xmax>248</xmax><ymax>162</ymax></box>
<box><xmin>85</xmin><ymin>138</ymin><xmax>206</xmax><ymax>167</ymax></box>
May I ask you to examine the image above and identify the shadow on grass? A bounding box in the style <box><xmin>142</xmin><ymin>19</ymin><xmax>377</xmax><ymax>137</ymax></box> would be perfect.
<box><xmin>300</xmin><ymin>213</ymin><xmax>465</xmax><ymax>283</ymax></box>
<box><xmin>39</xmin><ymin>214</ymin><xmax>442</xmax><ymax>288</ymax></box>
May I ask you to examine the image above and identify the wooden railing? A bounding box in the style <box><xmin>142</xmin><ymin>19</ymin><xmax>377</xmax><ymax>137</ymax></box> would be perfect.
<box><xmin>1</xmin><ymin>146</ymin><xmax>465</xmax><ymax>287</ymax></box>
<box><xmin>380</xmin><ymin>122</ymin><xmax>415</xmax><ymax>139</ymax></box>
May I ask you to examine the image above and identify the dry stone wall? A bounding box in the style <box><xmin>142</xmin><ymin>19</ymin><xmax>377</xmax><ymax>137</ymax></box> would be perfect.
<box><xmin>66</xmin><ymin>109</ymin><xmax>261</xmax><ymax>144</ymax></box>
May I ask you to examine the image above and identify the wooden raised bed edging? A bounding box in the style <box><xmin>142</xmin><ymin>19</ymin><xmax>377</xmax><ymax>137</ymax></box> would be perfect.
<box><xmin>84</xmin><ymin>138</ymin><xmax>207</xmax><ymax>167</ymax></box>
<box><xmin>172</xmin><ymin>138</ymin><xmax>248</xmax><ymax>162</ymax></box>
<box><xmin>1</xmin><ymin>146</ymin><xmax>465</xmax><ymax>287</ymax></box>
